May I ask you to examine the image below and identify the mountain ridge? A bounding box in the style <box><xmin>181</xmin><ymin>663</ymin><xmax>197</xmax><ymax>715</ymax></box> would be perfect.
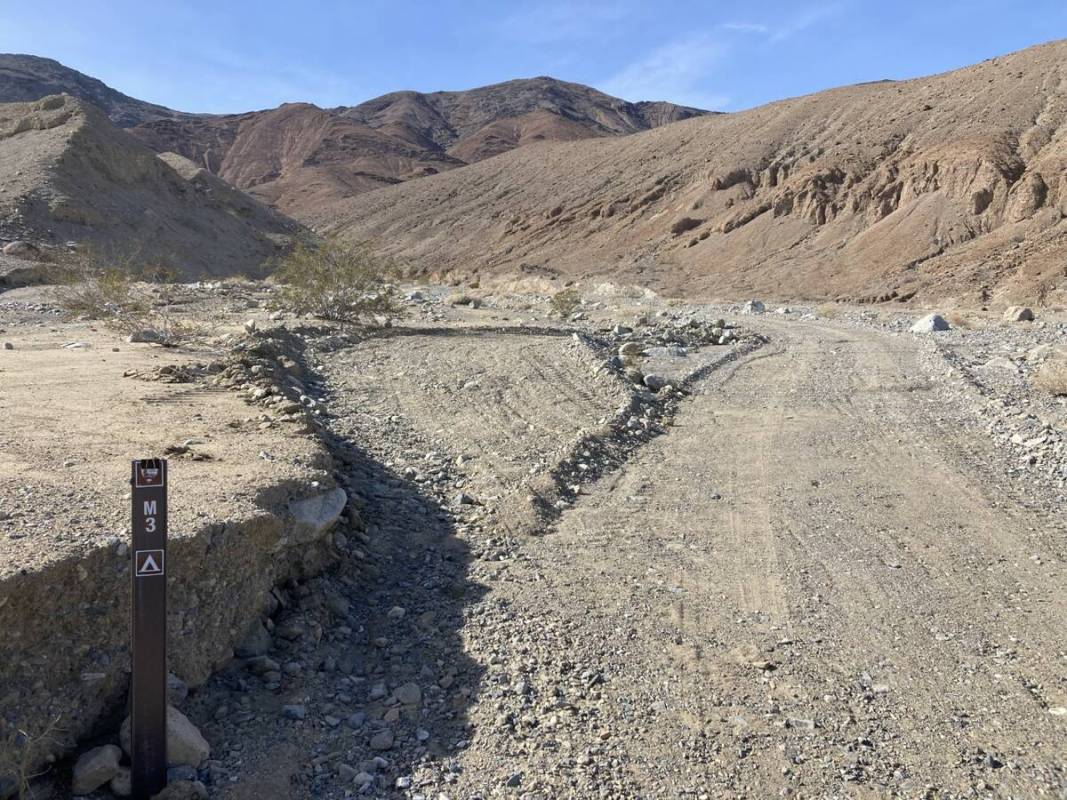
<box><xmin>322</xmin><ymin>38</ymin><xmax>1067</xmax><ymax>306</ymax></box>
<box><xmin>0</xmin><ymin>55</ymin><xmax>710</xmax><ymax>221</ymax></box>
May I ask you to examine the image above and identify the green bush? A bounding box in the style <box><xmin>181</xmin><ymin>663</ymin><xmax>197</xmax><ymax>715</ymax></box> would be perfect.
<box><xmin>274</xmin><ymin>238</ymin><xmax>400</xmax><ymax>327</ymax></box>
<box><xmin>52</xmin><ymin>245</ymin><xmax>200</xmax><ymax>345</ymax></box>
<box><xmin>550</xmin><ymin>287</ymin><xmax>582</xmax><ymax>318</ymax></box>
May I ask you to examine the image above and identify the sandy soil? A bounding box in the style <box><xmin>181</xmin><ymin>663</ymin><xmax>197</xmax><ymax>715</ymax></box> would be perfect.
<box><xmin>0</xmin><ymin>287</ymin><xmax>327</xmax><ymax>578</ymax></box>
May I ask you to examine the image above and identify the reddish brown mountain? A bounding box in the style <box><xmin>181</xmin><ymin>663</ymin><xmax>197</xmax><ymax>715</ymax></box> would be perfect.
<box><xmin>126</xmin><ymin>77</ymin><xmax>708</xmax><ymax>220</ymax></box>
<box><xmin>324</xmin><ymin>39</ymin><xmax>1067</xmax><ymax>306</ymax></box>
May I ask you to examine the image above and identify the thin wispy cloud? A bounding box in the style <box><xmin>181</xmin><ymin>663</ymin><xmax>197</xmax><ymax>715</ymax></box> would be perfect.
<box><xmin>767</xmin><ymin>3</ymin><xmax>842</xmax><ymax>44</ymax></box>
<box><xmin>601</xmin><ymin>33</ymin><xmax>729</xmax><ymax>110</ymax></box>
<box><xmin>497</xmin><ymin>0</ymin><xmax>636</xmax><ymax>45</ymax></box>
<box><xmin>720</xmin><ymin>22</ymin><xmax>770</xmax><ymax>34</ymax></box>
<box><xmin>718</xmin><ymin>3</ymin><xmax>844</xmax><ymax>46</ymax></box>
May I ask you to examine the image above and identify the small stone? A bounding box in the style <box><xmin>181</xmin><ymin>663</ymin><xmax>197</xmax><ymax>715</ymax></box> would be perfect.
<box><xmin>396</xmin><ymin>776</ymin><xmax>413</xmax><ymax>789</ymax></box>
<box><xmin>742</xmin><ymin>299</ymin><xmax>765</xmax><ymax>314</ymax></box>
<box><xmin>643</xmin><ymin>374</ymin><xmax>668</xmax><ymax>391</ymax></box>
<box><xmin>282</xmin><ymin>704</ymin><xmax>307</xmax><ymax>720</ymax></box>
<box><xmin>387</xmin><ymin>605</ymin><xmax>406</xmax><ymax>621</ymax></box>
<box><xmin>167</xmin><ymin>765</ymin><xmax>197</xmax><ymax>783</ymax></box>
<box><xmin>167</xmin><ymin>673</ymin><xmax>189</xmax><ymax>705</ymax></box>
<box><xmin>454</xmin><ymin>491</ymin><xmax>475</xmax><ymax>506</ymax></box>
<box><xmin>326</xmin><ymin>594</ymin><xmax>351</xmax><ymax>617</ymax></box>
<box><xmin>354</xmin><ymin>771</ymin><xmax>375</xmax><ymax>787</ymax></box>
<box><xmin>72</xmin><ymin>744</ymin><xmax>122</xmax><ymax>794</ymax></box>
<box><xmin>2</xmin><ymin>240</ymin><xmax>36</xmax><ymax>258</ymax></box>
<box><xmin>245</xmin><ymin>655</ymin><xmax>280</xmax><ymax>675</ymax></box>
<box><xmin>347</xmin><ymin>711</ymin><xmax>367</xmax><ymax>729</ymax></box>
<box><xmin>369</xmin><ymin>728</ymin><xmax>395</xmax><ymax>750</ymax></box>
<box><xmin>2</xmin><ymin>343</ymin><xmax>12</xmax><ymax>350</ymax></box>
<box><xmin>505</xmin><ymin>772</ymin><xmax>523</xmax><ymax>787</ymax></box>
<box><xmin>337</xmin><ymin>764</ymin><xmax>358</xmax><ymax>781</ymax></box>
<box><xmin>244</xmin><ymin>319</ymin><xmax>257</xmax><ymax>333</ymax></box>
<box><xmin>395</xmin><ymin>683</ymin><xmax>422</xmax><ymax>706</ymax></box>
<box><xmin>109</xmin><ymin>767</ymin><xmax>132</xmax><ymax>797</ymax></box>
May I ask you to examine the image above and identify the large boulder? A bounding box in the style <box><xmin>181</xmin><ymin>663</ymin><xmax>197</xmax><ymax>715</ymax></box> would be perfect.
<box><xmin>72</xmin><ymin>744</ymin><xmax>122</xmax><ymax>795</ymax></box>
<box><xmin>120</xmin><ymin>705</ymin><xmax>210</xmax><ymax>768</ymax></box>
<box><xmin>1003</xmin><ymin>306</ymin><xmax>1035</xmax><ymax>322</ymax></box>
<box><xmin>910</xmin><ymin>313</ymin><xmax>951</xmax><ymax>333</ymax></box>
<box><xmin>289</xmin><ymin>488</ymin><xmax>347</xmax><ymax>544</ymax></box>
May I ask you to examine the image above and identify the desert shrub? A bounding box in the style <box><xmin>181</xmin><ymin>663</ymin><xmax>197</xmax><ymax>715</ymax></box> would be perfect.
<box><xmin>446</xmin><ymin>292</ymin><xmax>481</xmax><ymax>308</ymax></box>
<box><xmin>944</xmin><ymin>311</ymin><xmax>972</xmax><ymax>329</ymax></box>
<box><xmin>1033</xmin><ymin>358</ymin><xmax>1067</xmax><ymax>395</ymax></box>
<box><xmin>815</xmin><ymin>303</ymin><xmax>841</xmax><ymax>319</ymax></box>
<box><xmin>273</xmin><ymin>238</ymin><xmax>399</xmax><ymax>327</ymax></box>
<box><xmin>550</xmin><ymin>287</ymin><xmax>582</xmax><ymax>317</ymax></box>
<box><xmin>670</xmin><ymin>216</ymin><xmax>703</xmax><ymax>236</ymax></box>
<box><xmin>52</xmin><ymin>246</ymin><xmax>202</xmax><ymax>345</ymax></box>
<box><xmin>0</xmin><ymin>714</ymin><xmax>63</xmax><ymax>799</ymax></box>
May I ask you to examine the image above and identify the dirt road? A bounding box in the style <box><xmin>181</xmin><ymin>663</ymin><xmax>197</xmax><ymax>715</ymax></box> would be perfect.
<box><xmin>433</xmin><ymin>320</ymin><xmax>1067</xmax><ymax>797</ymax></box>
<box><xmin>173</xmin><ymin>312</ymin><xmax>1067</xmax><ymax>800</ymax></box>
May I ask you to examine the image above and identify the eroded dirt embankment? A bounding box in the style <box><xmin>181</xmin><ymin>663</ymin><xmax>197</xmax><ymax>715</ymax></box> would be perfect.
<box><xmin>0</xmin><ymin>318</ymin><xmax>351</xmax><ymax>788</ymax></box>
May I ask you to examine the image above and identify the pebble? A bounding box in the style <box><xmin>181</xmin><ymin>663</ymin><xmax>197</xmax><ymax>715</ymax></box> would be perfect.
<box><xmin>282</xmin><ymin>704</ymin><xmax>307</xmax><ymax>720</ymax></box>
<box><xmin>369</xmin><ymin>728</ymin><xmax>395</xmax><ymax>750</ymax></box>
<box><xmin>395</xmin><ymin>682</ymin><xmax>422</xmax><ymax>705</ymax></box>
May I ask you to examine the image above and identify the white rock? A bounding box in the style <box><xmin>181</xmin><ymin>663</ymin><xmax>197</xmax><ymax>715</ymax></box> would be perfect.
<box><xmin>1003</xmin><ymin>306</ymin><xmax>1034</xmax><ymax>322</ymax></box>
<box><xmin>910</xmin><ymin>313</ymin><xmax>950</xmax><ymax>333</ymax></box>
<box><xmin>120</xmin><ymin>705</ymin><xmax>210</xmax><ymax>768</ymax></box>
<box><xmin>289</xmin><ymin>488</ymin><xmax>347</xmax><ymax>543</ymax></box>
<box><xmin>72</xmin><ymin>744</ymin><xmax>122</xmax><ymax>794</ymax></box>
<box><xmin>742</xmin><ymin>299</ymin><xmax>765</xmax><ymax>314</ymax></box>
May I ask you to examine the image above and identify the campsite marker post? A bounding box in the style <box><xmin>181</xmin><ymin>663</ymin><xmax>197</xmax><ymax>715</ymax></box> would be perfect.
<box><xmin>130</xmin><ymin>459</ymin><xmax>168</xmax><ymax>799</ymax></box>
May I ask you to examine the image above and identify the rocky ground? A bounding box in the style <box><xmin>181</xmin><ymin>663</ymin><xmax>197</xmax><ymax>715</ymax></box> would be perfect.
<box><xmin>3</xmin><ymin>284</ymin><xmax>1067</xmax><ymax>799</ymax></box>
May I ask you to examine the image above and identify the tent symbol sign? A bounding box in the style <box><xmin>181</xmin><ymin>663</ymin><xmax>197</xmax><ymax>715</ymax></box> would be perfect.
<box><xmin>135</xmin><ymin>549</ymin><xmax>165</xmax><ymax>578</ymax></box>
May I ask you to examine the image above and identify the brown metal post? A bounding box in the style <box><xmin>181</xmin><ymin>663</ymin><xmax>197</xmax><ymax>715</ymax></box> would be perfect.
<box><xmin>130</xmin><ymin>459</ymin><xmax>168</xmax><ymax>799</ymax></box>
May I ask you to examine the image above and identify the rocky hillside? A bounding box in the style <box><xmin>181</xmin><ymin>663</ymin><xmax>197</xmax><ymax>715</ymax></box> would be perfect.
<box><xmin>326</xmin><ymin>39</ymin><xmax>1067</xmax><ymax>307</ymax></box>
<box><xmin>0</xmin><ymin>54</ymin><xmax>187</xmax><ymax>127</ymax></box>
<box><xmin>127</xmin><ymin>77</ymin><xmax>708</xmax><ymax>220</ymax></box>
<box><xmin>0</xmin><ymin>95</ymin><xmax>300</xmax><ymax>279</ymax></box>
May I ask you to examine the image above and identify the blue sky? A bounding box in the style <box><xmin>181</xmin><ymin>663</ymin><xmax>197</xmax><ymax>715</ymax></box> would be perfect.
<box><xmin>2</xmin><ymin>1</ymin><xmax>1065</xmax><ymax>114</ymax></box>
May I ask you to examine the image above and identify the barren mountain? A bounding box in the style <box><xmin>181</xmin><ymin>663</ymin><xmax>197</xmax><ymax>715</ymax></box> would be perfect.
<box><xmin>327</xmin><ymin>39</ymin><xmax>1067</xmax><ymax>306</ymax></box>
<box><xmin>0</xmin><ymin>54</ymin><xmax>187</xmax><ymax>127</ymax></box>
<box><xmin>0</xmin><ymin>95</ymin><xmax>300</xmax><ymax>278</ymax></box>
<box><xmin>128</xmin><ymin>103</ymin><xmax>467</xmax><ymax>219</ymax></box>
<box><xmin>127</xmin><ymin>77</ymin><xmax>708</xmax><ymax>219</ymax></box>
<box><xmin>0</xmin><ymin>56</ymin><xmax>708</xmax><ymax>227</ymax></box>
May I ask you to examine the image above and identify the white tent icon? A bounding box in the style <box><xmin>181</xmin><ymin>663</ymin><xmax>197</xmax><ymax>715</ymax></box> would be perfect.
<box><xmin>136</xmin><ymin>550</ymin><xmax>164</xmax><ymax>577</ymax></box>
